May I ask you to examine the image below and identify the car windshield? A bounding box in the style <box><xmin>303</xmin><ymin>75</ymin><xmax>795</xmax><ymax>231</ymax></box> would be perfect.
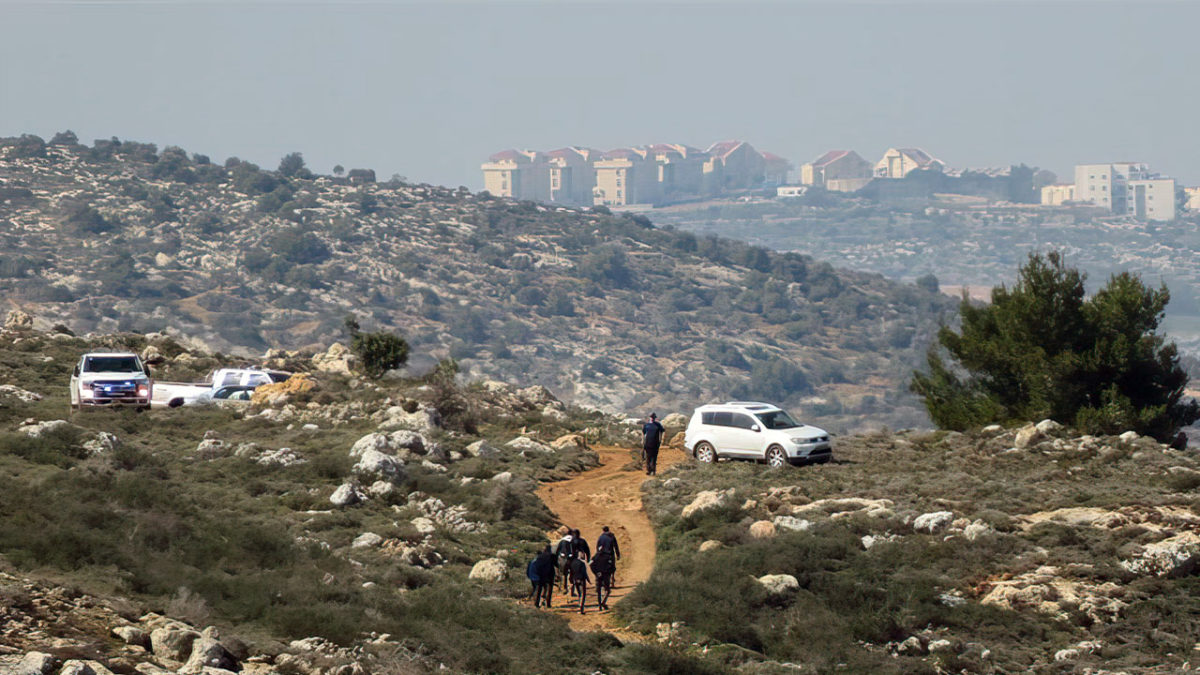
<box><xmin>755</xmin><ymin>409</ymin><xmax>802</xmax><ymax>430</ymax></box>
<box><xmin>84</xmin><ymin>356</ymin><xmax>140</xmax><ymax>373</ymax></box>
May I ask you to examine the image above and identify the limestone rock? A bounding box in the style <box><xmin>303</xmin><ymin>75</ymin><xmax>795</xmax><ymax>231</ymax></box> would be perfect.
<box><xmin>661</xmin><ymin>412</ymin><xmax>688</xmax><ymax>428</ymax></box>
<box><xmin>313</xmin><ymin>343</ymin><xmax>356</xmax><ymax>375</ymax></box>
<box><xmin>18</xmin><ymin>419</ymin><xmax>71</xmax><ymax>438</ymax></box>
<box><xmin>749</xmin><ymin>520</ymin><xmax>777</xmax><ymax>539</ymax></box>
<box><xmin>928</xmin><ymin>639</ymin><xmax>955</xmax><ymax>654</ymax></box>
<box><xmin>112</xmin><ymin>625</ymin><xmax>151</xmax><ymax>648</ymax></box>
<box><xmin>1120</xmin><ymin>532</ymin><xmax>1200</xmax><ymax>576</ymax></box>
<box><xmin>14</xmin><ymin>652</ymin><xmax>56</xmax><ymax>675</ymax></box>
<box><xmin>0</xmin><ymin>384</ymin><xmax>43</xmax><ymax>402</ymax></box>
<box><xmin>366</xmin><ymin>480</ymin><xmax>395</xmax><ymax>498</ymax></box>
<box><xmin>1035</xmin><ymin>419</ymin><xmax>1063</xmax><ymax>435</ymax></box>
<box><xmin>681</xmin><ymin>488</ymin><xmax>735</xmax><ymax>518</ymax></box>
<box><xmin>506</xmin><ymin>436</ymin><xmax>552</xmax><ymax>455</ymax></box>
<box><xmin>411</xmin><ymin>517</ymin><xmax>436</xmax><ymax>534</ymax></box>
<box><xmin>4</xmin><ymin>309</ymin><xmax>33</xmax><ymax>332</ymax></box>
<box><xmin>757</xmin><ymin>573</ymin><xmax>799</xmax><ymax>597</ymax></box>
<box><xmin>353</xmin><ymin>448</ymin><xmax>406</xmax><ymax>479</ymax></box>
<box><xmin>150</xmin><ymin>622</ymin><xmax>201</xmax><ymax>661</ymax></box>
<box><xmin>329</xmin><ymin>483</ymin><xmax>367</xmax><ymax>507</ymax></box>
<box><xmin>699</xmin><ymin>540</ymin><xmax>722</xmax><ymax>552</ymax></box>
<box><xmin>377</xmin><ymin>406</ymin><xmax>440</xmax><ymax>433</ymax></box>
<box><xmin>550</xmin><ymin>434</ymin><xmax>588</xmax><ymax>451</ymax></box>
<box><xmin>180</xmin><ymin>634</ymin><xmax>238</xmax><ymax>674</ymax></box>
<box><xmin>251</xmin><ymin>374</ymin><xmax>317</xmax><ymax>406</ymax></box>
<box><xmin>194</xmin><ymin>439</ymin><xmax>228</xmax><ymax>460</ymax></box>
<box><xmin>1119</xmin><ymin>430</ymin><xmax>1140</xmax><ymax>444</ymax></box>
<box><xmin>981</xmin><ymin>424</ymin><xmax>1003</xmax><ymax>434</ymax></box>
<box><xmin>256</xmin><ymin>447</ymin><xmax>306</xmax><ymax>467</ymax></box>
<box><xmin>468</xmin><ymin>558</ymin><xmax>508</xmax><ymax>582</ymax></box>
<box><xmin>60</xmin><ymin>662</ymin><xmax>115</xmax><ymax>675</ymax></box>
<box><xmin>913</xmin><ymin>511</ymin><xmax>954</xmax><ymax>533</ymax></box>
<box><xmin>1014</xmin><ymin>424</ymin><xmax>1043</xmax><ymax>449</ymax></box>
<box><xmin>490</xmin><ymin>471</ymin><xmax>514</xmax><ymax>484</ymax></box>
<box><xmin>465</xmin><ymin>439</ymin><xmax>500</xmax><ymax>458</ymax></box>
<box><xmin>773</xmin><ymin>516</ymin><xmax>812</xmax><ymax>532</ymax></box>
<box><xmin>352</xmin><ymin>532</ymin><xmax>384</xmax><ymax>549</ymax></box>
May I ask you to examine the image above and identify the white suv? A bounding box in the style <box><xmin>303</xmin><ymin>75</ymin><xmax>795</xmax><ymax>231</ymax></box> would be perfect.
<box><xmin>684</xmin><ymin>402</ymin><xmax>832</xmax><ymax>468</ymax></box>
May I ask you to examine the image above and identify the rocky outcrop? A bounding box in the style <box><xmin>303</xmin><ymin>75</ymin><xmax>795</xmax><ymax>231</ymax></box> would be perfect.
<box><xmin>681</xmin><ymin>489</ymin><xmax>735</xmax><ymax>518</ymax></box>
<box><xmin>468</xmin><ymin>558</ymin><xmax>508</xmax><ymax>582</ymax></box>
<box><xmin>757</xmin><ymin>574</ymin><xmax>799</xmax><ymax>597</ymax></box>
<box><xmin>312</xmin><ymin>343</ymin><xmax>356</xmax><ymax>375</ymax></box>
<box><xmin>330</xmin><ymin>482</ymin><xmax>367</xmax><ymax>507</ymax></box>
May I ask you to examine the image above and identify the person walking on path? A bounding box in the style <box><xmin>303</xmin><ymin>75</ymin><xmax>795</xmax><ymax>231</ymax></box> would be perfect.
<box><xmin>642</xmin><ymin>412</ymin><xmax>666</xmax><ymax>476</ymax></box>
<box><xmin>596</xmin><ymin>525</ymin><xmax>621</xmax><ymax>561</ymax></box>
<box><xmin>554</xmin><ymin>529</ymin><xmax>576</xmax><ymax>594</ymax></box>
<box><xmin>572</xmin><ymin>529</ymin><xmax>591</xmax><ymax>563</ymax></box>
<box><xmin>567</xmin><ymin>550</ymin><xmax>591</xmax><ymax>614</ymax></box>
<box><xmin>530</xmin><ymin>544</ymin><xmax>558</xmax><ymax>608</ymax></box>
<box><xmin>589</xmin><ymin>548</ymin><xmax>616</xmax><ymax>610</ymax></box>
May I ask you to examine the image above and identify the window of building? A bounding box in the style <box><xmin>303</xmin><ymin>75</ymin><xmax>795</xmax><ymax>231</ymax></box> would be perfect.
<box><xmin>616</xmin><ymin>190</ymin><xmax>622</xmax><ymax>198</ymax></box>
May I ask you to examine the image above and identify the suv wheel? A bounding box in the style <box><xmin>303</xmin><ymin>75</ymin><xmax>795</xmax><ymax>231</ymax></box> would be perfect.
<box><xmin>765</xmin><ymin>445</ymin><xmax>788</xmax><ymax>469</ymax></box>
<box><xmin>694</xmin><ymin>442</ymin><xmax>716</xmax><ymax>464</ymax></box>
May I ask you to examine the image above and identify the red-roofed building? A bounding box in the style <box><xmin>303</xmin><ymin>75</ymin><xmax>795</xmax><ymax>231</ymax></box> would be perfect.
<box><xmin>874</xmin><ymin>148</ymin><xmax>944</xmax><ymax>179</ymax></box>
<box><xmin>760</xmin><ymin>151</ymin><xmax>792</xmax><ymax>185</ymax></box>
<box><xmin>800</xmin><ymin>150</ymin><xmax>873</xmax><ymax>192</ymax></box>
<box><xmin>543</xmin><ymin>147</ymin><xmax>598</xmax><ymax>205</ymax></box>
<box><xmin>703</xmin><ymin>140</ymin><xmax>766</xmax><ymax>192</ymax></box>
<box><xmin>593</xmin><ymin>147</ymin><xmax>658</xmax><ymax>206</ymax></box>
<box><xmin>481</xmin><ymin>149</ymin><xmax>539</xmax><ymax>199</ymax></box>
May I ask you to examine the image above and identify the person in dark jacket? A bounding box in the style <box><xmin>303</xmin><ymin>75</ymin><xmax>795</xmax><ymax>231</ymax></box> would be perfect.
<box><xmin>590</xmin><ymin>548</ymin><xmax>616</xmax><ymax>610</ymax></box>
<box><xmin>530</xmin><ymin>544</ymin><xmax>557</xmax><ymax>608</ymax></box>
<box><xmin>642</xmin><ymin>412</ymin><xmax>666</xmax><ymax>476</ymax></box>
<box><xmin>572</xmin><ymin>529</ymin><xmax>591</xmax><ymax>563</ymax></box>
<box><xmin>596</xmin><ymin>525</ymin><xmax>621</xmax><ymax>560</ymax></box>
<box><xmin>554</xmin><ymin>530</ymin><xmax>576</xmax><ymax>594</ymax></box>
<box><xmin>568</xmin><ymin>550</ymin><xmax>591</xmax><ymax>614</ymax></box>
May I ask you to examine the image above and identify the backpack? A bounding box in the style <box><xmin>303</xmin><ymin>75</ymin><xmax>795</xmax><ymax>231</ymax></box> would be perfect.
<box><xmin>526</xmin><ymin>558</ymin><xmax>539</xmax><ymax>582</ymax></box>
<box><xmin>556</xmin><ymin>536</ymin><xmax>574</xmax><ymax>560</ymax></box>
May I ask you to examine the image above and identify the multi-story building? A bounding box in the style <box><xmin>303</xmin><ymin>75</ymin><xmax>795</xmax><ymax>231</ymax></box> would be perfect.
<box><xmin>483</xmin><ymin>140</ymin><xmax>786</xmax><ymax>206</ymax></box>
<box><xmin>874</xmin><ymin>148</ymin><xmax>944</xmax><ymax>178</ymax></box>
<box><xmin>1074</xmin><ymin>162</ymin><xmax>1176</xmax><ymax>221</ymax></box>
<box><xmin>1040</xmin><ymin>183</ymin><xmax>1076</xmax><ymax>206</ymax></box>
<box><xmin>543</xmin><ymin>147</ymin><xmax>597</xmax><ymax>206</ymax></box>
<box><xmin>481</xmin><ymin>150</ymin><xmax>539</xmax><ymax>199</ymax></box>
<box><xmin>800</xmin><ymin>150</ymin><xmax>873</xmax><ymax>192</ymax></box>
<box><xmin>1185</xmin><ymin>187</ymin><xmax>1200</xmax><ymax>212</ymax></box>
<box><xmin>704</xmin><ymin>140</ymin><xmax>766</xmax><ymax>192</ymax></box>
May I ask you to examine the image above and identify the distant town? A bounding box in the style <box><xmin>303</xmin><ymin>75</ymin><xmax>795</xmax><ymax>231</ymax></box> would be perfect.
<box><xmin>483</xmin><ymin>143</ymin><xmax>1198</xmax><ymax>222</ymax></box>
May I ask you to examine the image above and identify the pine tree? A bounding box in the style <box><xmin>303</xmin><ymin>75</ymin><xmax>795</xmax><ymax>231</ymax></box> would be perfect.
<box><xmin>911</xmin><ymin>252</ymin><xmax>1198</xmax><ymax>440</ymax></box>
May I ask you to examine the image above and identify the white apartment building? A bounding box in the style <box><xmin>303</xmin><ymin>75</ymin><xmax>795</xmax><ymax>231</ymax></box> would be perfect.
<box><xmin>1074</xmin><ymin>162</ymin><xmax>1176</xmax><ymax>221</ymax></box>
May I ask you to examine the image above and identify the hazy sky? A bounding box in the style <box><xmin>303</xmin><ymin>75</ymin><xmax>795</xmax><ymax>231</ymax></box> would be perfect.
<box><xmin>3</xmin><ymin>1</ymin><xmax>1198</xmax><ymax>189</ymax></box>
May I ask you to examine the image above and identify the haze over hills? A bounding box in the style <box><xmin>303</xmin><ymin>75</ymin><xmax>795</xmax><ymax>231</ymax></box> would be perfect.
<box><xmin>0</xmin><ymin>134</ymin><xmax>954</xmax><ymax>430</ymax></box>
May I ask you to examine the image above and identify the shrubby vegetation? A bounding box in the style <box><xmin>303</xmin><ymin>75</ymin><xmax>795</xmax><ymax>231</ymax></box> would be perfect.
<box><xmin>912</xmin><ymin>252</ymin><xmax>1198</xmax><ymax>440</ymax></box>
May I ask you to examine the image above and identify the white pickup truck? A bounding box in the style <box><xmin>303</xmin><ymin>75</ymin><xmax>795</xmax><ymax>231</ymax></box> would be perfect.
<box><xmin>155</xmin><ymin>368</ymin><xmax>292</xmax><ymax>408</ymax></box>
<box><xmin>70</xmin><ymin>352</ymin><xmax>154</xmax><ymax>410</ymax></box>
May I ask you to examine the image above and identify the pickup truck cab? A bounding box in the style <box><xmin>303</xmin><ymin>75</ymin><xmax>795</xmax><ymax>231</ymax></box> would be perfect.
<box><xmin>70</xmin><ymin>352</ymin><xmax>153</xmax><ymax>410</ymax></box>
<box><xmin>156</xmin><ymin>367</ymin><xmax>292</xmax><ymax>408</ymax></box>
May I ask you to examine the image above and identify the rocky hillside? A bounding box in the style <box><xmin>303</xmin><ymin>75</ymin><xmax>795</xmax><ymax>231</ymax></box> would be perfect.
<box><xmin>0</xmin><ymin>134</ymin><xmax>953</xmax><ymax>430</ymax></box>
<box><xmin>627</xmin><ymin>421</ymin><xmax>1200</xmax><ymax>673</ymax></box>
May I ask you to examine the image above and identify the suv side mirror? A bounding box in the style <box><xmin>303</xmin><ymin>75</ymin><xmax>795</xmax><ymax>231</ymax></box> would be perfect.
<box><xmin>143</xmin><ymin>366</ymin><xmax>152</xmax><ymax>377</ymax></box>
<box><xmin>751</xmin><ymin>424</ymin><xmax>761</xmax><ymax>432</ymax></box>
<box><xmin>73</xmin><ymin>365</ymin><xmax>80</xmax><ymax>376</ymax></box>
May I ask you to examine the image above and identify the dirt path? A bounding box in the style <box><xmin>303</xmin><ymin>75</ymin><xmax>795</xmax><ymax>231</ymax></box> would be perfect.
<box><xmin>536</xmin><ymin>445</ymin><xmax>684</xmax><ymax>637</ymax></box>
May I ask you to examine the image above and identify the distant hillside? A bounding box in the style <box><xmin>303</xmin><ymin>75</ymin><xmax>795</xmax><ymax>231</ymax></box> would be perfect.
<box><xmin>0</xmin><ymin>133</ymin><xmax>954</xmax><ymax>429</ymax></box>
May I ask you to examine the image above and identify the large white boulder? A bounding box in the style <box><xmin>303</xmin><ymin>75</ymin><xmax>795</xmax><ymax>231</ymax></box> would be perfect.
<box><xmin>681</xmin><ymin>488</ymin><xmax>735</xmax><ymax>518</ymax></box>
<box><xmin>749</xmin><ymin>520</ymin><xmax>777</xmax><ymax>539</ymax></box>
<box><xmin>150</xmin><ymin>622</ymin><xmax>201</xmax><ymax>661</ymax></box>
<box><xmin>179</xmin><ymin>632</ymin><xmax>238</xmax><ymax>674</ymax></box>
<box><xmin>353</xmin><ymin>449</ymin><xmax>405</xmax><ymax>479</ymax></box>
<box><xmin>506</xmin><ymin>436</ymin><xmax>552</xmax><ymax>455</ymax></box>
<box><xmin>13</xmin><ymin>652</ymin><xmax>56</xmax><ymax>675</ymax></box>
<box><xmin>330</xmin><ymin>483</ymin><xmax>367</xmax><ymax>507</ymax></box>
<box><xmin>773</xmin><ymin>516</ymin><xmax>812</xmax><ymax>532</ymax></box>
<box><xmin>465</xmin><ymin>439</ymin><xmax>501</xmax><ymax>458</ymax></box>
<box><xmin>352</xmin><ymin>532</ymin><xmax>384</xmax><ymax>549</ymax></box>
<box><xmin>913</xmin><ymin>511</ymin><xmax>955</xmax><ymax>533</ymax></box>
<box><xmin>468</xmin><ymin>558</ymin><xmax>508</xmax><ymax>582</ymax></box>
<box><xmin>757</xmin><ymin>574</ymin><xmax>799</xmax><ymax>597</ymax></box>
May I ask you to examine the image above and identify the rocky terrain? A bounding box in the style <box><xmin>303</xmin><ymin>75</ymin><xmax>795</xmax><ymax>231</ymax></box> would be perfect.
<box><xmin>0</xmin><ymin>321</ymin><xmax>1196</xmax><ymax>673</ymax></box>
<box><xmin>0</xmin><ymin>134</ymin><xmax>953</xmax><ymax>431</ymax></box>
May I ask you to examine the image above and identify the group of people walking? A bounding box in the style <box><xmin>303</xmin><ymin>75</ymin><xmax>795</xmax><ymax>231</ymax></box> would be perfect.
<box><xmin>527</xmin><ymin>525</ymin><xmax>621</xmax><ymax>614</ymax></box>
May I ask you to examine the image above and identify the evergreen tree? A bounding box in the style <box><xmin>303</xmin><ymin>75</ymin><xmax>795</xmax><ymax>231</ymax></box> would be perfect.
<box><xmin>343</xmin><ymin>317</ymin><xmax>409</xmax><ymax>379</ymax></box>
<box><xmin>912</xmin><ymin>252</ymin><xmax>1198</xmax><ymax>440</ymax></box>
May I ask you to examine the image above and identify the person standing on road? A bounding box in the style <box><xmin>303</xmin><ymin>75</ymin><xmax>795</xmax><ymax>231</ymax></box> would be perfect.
<box><xmin>572</xmin><ymin>529</ymin><xmax>591</xmax><ymax>563</ymax></box>
<box><xmin>568</xmin><ymin>550</ymin><xmax>591</xmax><ymax>614</ymax></box>
<box><xmin>590</xmin><ymin>547</ymin><xmax>616</xmax><ymax>611</ymax></box>
<box><xmin>596</xmin><ymin>525</ymin><xmax>621</xmax><ymax>561</ymax></box>
<box><xmin>554</xmin><ymin>529</ymin><xmax>576</xmax><ymax>594</ymax></box>
<box><xmin>642</xmin><ymin>412</ymin><xmax>666</xmax><ymax>476</ymax></box>
<box><xmin>531</xmin><ymin>544</ymin><xmax>557</xmax><ymax>608</ymax></box>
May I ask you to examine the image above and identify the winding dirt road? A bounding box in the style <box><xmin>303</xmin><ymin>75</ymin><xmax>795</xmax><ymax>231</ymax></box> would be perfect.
<box><xmin>536</xmin><ymin>445</ymin><xmax>684</xmax><ymax>636</ymax></box>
